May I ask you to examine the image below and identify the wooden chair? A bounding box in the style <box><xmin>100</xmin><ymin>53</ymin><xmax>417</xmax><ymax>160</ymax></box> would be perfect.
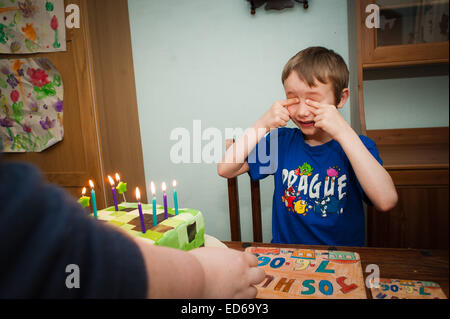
<box><xmin>225</xmin><ymin>139</ymin><xmax>263</xmax><ymax>242</ymax></box>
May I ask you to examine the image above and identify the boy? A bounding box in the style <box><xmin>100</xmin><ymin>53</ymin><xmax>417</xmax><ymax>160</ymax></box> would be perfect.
<box><xmin>218</xmin><ymin>47</ymin><xmax>397</xmax><ymax>246</ymax></box>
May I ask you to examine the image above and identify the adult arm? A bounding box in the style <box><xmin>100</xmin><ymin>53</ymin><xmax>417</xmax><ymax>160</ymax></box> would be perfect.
<box><xmin>134</xmin><ymin>239</ymin><xmax>265</xmax><ymax>299</ymax></box>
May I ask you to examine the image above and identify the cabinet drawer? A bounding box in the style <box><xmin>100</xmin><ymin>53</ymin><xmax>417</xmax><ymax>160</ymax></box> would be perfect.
<box><xmin>389</xmin><ymin>169</ymin><xmax>449</xmax><ymax>186</ymax></box>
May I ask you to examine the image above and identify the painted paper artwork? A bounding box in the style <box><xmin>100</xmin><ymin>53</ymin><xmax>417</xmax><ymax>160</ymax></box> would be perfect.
<box><xmin>0</xmin><ymin>57</ymin><xmax>64</xmax><ymax>152</ymax></box>
<box><xmin>246</xmin><ymin>247</ymin><xmax>367</xmax><ymax>299</ymax></box>
<box><xmin>370</xmin><ymin>278</ymin><xmax>447</xmax><ymax>299</ymax></box>
<box><xmin>0</xmin><ymin>0</ymin><xmax>66</xmax><ymax>54</ymax></box>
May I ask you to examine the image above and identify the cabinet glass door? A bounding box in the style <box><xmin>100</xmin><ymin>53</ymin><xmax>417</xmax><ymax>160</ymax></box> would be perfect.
<box><xmin>376</xmin><ymin>0</ymin><xmax>449</xmax><ymax>46</ymax></box>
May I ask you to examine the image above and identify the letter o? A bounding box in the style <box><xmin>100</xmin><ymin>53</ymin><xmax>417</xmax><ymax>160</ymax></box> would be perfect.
<box><xmin>270</xmin><ymin>257</ymin><xmax>285</xmax><ymax>269</ymax></box>
<box><xmin>319</xmin><ymin>280</ymin><xmax>334</xmax><ymax>296</ymax></box>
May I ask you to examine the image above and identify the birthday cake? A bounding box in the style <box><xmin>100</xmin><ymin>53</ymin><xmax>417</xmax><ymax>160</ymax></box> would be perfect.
<box><xmin>95</xmin><ymin>202</ymin><xmax>205</xmax><ymax>251</ymax></box>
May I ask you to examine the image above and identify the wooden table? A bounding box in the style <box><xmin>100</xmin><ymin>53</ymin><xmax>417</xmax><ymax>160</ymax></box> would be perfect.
<box><xmin>224</xmin><ymin>241</ymin><xmax>449</xmax><ymax>299</ymax></box>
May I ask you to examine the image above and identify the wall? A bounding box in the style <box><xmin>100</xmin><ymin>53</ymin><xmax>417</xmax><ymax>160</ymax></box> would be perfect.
<box><xmin>128</xmin><ymin>0</ymin><xmax>352</xmax><ymax>242</ymax></box>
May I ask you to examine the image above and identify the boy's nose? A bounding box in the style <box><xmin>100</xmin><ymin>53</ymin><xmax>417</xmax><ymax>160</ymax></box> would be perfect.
<box><xmin>296</xmin><ymin>99</ymin><xmax>311</xmax><ymax>118</ymax></box>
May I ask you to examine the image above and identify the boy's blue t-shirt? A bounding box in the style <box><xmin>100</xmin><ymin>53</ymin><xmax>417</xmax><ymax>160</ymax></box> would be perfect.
<box><xmin>247</xmin><ymin>127</ymin><xmax>382</xmax><ymax>247</ymax></box>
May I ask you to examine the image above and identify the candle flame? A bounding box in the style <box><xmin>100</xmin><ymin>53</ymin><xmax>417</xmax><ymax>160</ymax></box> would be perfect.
<box><xmin>115</xmin><ymin>173</ymin><xmax>120</xmax><ymax>182</ymax></box>
<box><xmin>173</xmin><ymin>180</ymin><xmax>177</xmax><ymax>188</ymax></box>
<box><xmin>82</xmin><ymin>187</ymin><xmax>86</xmax><ymax>196</ymax></box>
<box><xmin>151</xmin><ymin>182</ymin><xmax>156</xmax><ymax>195</ymax></box>
<box><xmin>162</xmin><ymin>182</ymin><xmax>166</xmax><ymax>192</ymax></box>
<box><xmin>89</xmin><ymin>180</ymin><xmax>94</xmax><ymax>189</ymax></box>
<box><xmin>107</xmin><ymin>175</ymin><xmax>115</xmax><ymax>186</ymax></box>
<box><xmin>135</xmin><ymin>187</ymin><xmax>141</xmax><ymax>201</ymax></box>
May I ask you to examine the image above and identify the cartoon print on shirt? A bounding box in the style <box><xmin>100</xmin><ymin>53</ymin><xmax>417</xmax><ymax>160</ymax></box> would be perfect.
<box><xmin>313</xmin><ymin>195</ymin><xmax>341</xmax><ymax>217</ymax></box>
<box><xmin>298</xmin><ymin>162</ymin><xmax>314</xmax><ymax>176</ymax></box>
<box><xmin>326</xmin><ymin>166</ymin><xmax>340</xmax><ymax>182</ymax></box>
<box><xmin>294</xmin><ymin>199</ymin><xmax>308</xmax><ymax>216</ymax></box>
<box><xmin>282</xmin><ymin>164</ymin><xmax>347</xmax><ymax>218</ymax></box>
<box><xmin>282</xmin><ymin>186</ymin><xmax>297</xmax><ymax>212</ymax></box>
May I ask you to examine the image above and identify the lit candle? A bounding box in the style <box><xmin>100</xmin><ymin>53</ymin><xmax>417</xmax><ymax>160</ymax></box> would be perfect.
<box><xmin>78</xmin><ymin>187</ymin><xmax>90</xmax><ymax>208</ymax></box>
<box><xmin>151</xmin><ymin>182</ymin><xmax>157</xmax><ymax>227</ymax></box>
<box><xmin>135</xmin><ymin>187</ymin><xmax>146</xmax><ymax>234</ymax></box>
<box><xmin>162</xmin><ymin>182</ymin><xmax>168</xmax><ymax>220</ymax></box>
<box><xmin>173</xmin><ymin>180</ymin><xmax>179</xmax><ymax>215</ymax></box>
<box><xmin>89</xmin><ymin>180</ymin><xmax>97</xmax><ymax>219</ymax></box>
<box><xmin>115</xmin><ymin>173</ymin><xmax>127</xmax><ymax>202</ymax></box>
<box><xmin>107</xmin><ymin>175</ymin><xmax>119</xmax><ymax>211</ymax></box>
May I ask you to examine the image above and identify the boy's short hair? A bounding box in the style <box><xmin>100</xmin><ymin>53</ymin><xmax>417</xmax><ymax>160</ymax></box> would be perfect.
<box><xmin>282</xmin><ymin>47</ymin><xmax>349</xmax><ymax>105</ymax></box>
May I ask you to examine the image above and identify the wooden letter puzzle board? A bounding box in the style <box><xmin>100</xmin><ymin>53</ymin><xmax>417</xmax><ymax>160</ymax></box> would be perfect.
<box><xmin>246</xmin><ymin>247</ymin><xmax>367</xmax><ymax>299</ymax></box>
<box><xmin>370</xmin><ymin>278</ymin><xmax>447</xmax><ymax>299</ymax></box>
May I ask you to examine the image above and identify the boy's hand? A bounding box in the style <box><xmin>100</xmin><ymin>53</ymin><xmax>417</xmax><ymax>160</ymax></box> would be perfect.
<box><xmin>306</xmin><ymin>99</ymin><xmax>351</xmax><ymax>142</ymax></box>
<box><xmin>258</xmin><ymin>98</ymin><xmax>299</xmax><ymax>131</ymax></box>
<box><xmin>190</xmin><ymin>247</ymin><xmax>265</xmax><ymax>299</ymax></box>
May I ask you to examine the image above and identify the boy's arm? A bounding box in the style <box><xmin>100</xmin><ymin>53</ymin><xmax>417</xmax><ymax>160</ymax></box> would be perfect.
<box><xmin>218</xmin><ymin>98</ymin><xmax>299</xmax><ymax>179</ymax></box>
<box><xmin>217</xmin><ymin>124</ymin><xmax>265</xmax><ymax>179</ymax></box>
<box><xmin>133</xmin><ymin>238</ymin><xmax>265</xmax><ymax>298</ymax></box>
<box><xmin>307</xmin><ymin>99</ymin><xmax>398</xmax><ymax>212</ymax></box>
<box><xmin>335</xmin><ymin>128</ymin><xmax>397</xmax><ymax>212</ymax></box>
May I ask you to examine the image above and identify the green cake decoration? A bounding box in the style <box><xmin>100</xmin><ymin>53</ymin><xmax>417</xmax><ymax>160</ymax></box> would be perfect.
<box><xmin>96</xmin><ymin>202</ymin><xmax>205</xmax><ymax>251</ymax></box>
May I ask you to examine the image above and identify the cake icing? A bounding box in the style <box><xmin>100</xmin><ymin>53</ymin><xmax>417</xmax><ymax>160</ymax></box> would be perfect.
<box><xmin>96</xmin><ymin>202</ymin><xmax>205</xmax><ymax>251</ymax></box>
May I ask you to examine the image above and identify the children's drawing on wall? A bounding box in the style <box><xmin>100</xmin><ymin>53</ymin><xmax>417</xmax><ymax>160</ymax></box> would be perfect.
<box><xmin>0</xmin><ymin>57</ymin><xmax>64</xmax><ymax>152</ymax></box>
<box><xmin>0</xmin><ymin>0</ymin><xmax>66</xmax><ymax>54</ymax></box>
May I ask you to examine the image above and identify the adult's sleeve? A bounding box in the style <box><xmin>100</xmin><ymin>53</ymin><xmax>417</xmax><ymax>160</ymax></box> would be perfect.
<box><xmin>247</xmin><ymin>129</ymin><xmax>280</xmax><ymax>181</ymax></box>
<box><xmin>0</xmin><ymin>162</ymin><xmax>148</xmax><ymax>298</ymax></box>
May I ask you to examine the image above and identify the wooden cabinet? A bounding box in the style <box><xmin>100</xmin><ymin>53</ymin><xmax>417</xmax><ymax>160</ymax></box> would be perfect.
<box><xmin>358</xmin><ymin>0</ymin><xmax>449</xmax><ymax>68</ymax></box>
<box><xmin>366</xmin><ymin>128</ymin><xmax>449</xmax><ymax>249</ymax></box>
<box><xmin>355</xmin><ymin>1</ymin><xmax>449</xmax><ymax>249</ymax></box>
<box><xmin>368</xmin><ymin>174</ymin><xmax>449</xmax><ymax>249</ymax></box>
<box><xmin>365</xmin><ymin>128</ymin><xmax>449</xmax><ymax>251</ymax></box>
<box><xmin>1</xmin><ymin>0</ymin><xmax>147</xmax><ymax>207</ymax></box>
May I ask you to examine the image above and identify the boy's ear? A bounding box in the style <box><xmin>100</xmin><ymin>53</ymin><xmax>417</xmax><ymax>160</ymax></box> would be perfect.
<box><xmin>336</xmin><ymin>88</ymin><xmax>349</xmax><ymax>109</ymax></box>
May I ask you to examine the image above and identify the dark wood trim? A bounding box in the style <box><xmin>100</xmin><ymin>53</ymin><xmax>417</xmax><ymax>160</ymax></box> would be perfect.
<box><xmin>366</xmin><ymin>127</ymin><xmax>449</xmax><ymax>146</ymax></box>
<box><xmin>355</xmin><ymin>0</ymin><xmax>367</xmax><ymax>135</ymax></box>
<box><xmin>366</xmin><ymin>127</ymin><xmax>449</xmax><ymax>170</ymax></box>
<box><xmin>227</xmin><ymin>177</ymin><xmax>241</xmax><ymax>241</ymax></box>
<box><xmin>250</xmin><ymin>179</ymin><xmax>263</xmax><ymax>243</ymax></box>
<box><xmin>389</xmin><ymin>169</ymin><xmax>449</xmax><ymax>186</ymax></box>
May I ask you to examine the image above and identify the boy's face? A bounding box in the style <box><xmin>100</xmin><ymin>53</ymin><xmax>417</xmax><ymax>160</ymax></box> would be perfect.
<box><xmin>283</xmin><ymin>71</ymin><xmax>342</xmax><ymax>137</ymax></box>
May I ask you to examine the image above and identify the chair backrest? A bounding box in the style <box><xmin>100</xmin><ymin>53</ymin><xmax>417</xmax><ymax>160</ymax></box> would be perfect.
<box><xmin>225</xmin><ymin>139</ymin><xmax>263</xmax><ymax>242</ymax></box>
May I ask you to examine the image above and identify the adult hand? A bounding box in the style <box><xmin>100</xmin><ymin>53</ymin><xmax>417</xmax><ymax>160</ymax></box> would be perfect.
<box><xmin>190</xmin><ymin>247</ymin><xmax>265</xmax><ymax>299</ymax></box>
